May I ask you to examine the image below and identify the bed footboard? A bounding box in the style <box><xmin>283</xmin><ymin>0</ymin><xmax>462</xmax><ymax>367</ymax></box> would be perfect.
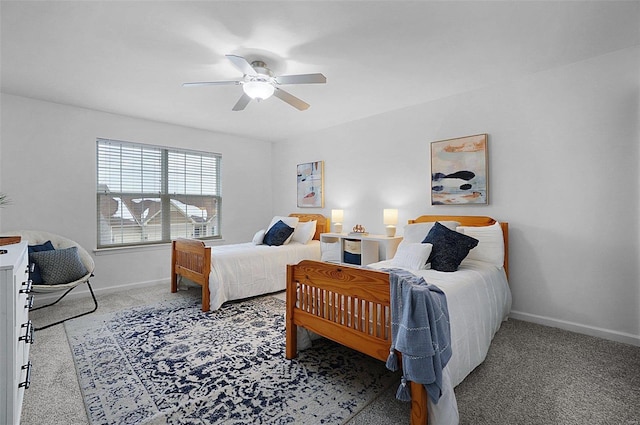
<box><xmin>285</xmin><ymin>260</ymin><xmax>391</xmax><ymax>360</ymax></box>
<box><xmin>285</xmin><ymin>260</ymin><xmax>428</xmax><ymax>425</ymax></box>
<box><xmin>171</xmin><ymin>238</ymin><xmax>212</xmax><ymax>311</ymax></box>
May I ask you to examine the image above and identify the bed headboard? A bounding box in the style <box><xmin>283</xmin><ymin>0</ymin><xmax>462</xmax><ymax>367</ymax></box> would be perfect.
<box><xmin>288</xmin><ymin>213</ymin><xmax>330</xmax><ymax>241</ymax></box>
<box><xmin>408</xmin><ymin>215</ymin><xmax>509</xmax><ymax>279</ymax></box>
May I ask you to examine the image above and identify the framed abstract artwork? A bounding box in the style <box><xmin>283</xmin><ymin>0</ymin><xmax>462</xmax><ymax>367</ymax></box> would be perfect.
<box><xmin>430</xmin><ymin>134</ymin><xmax>488</xmax><ymax>205</ymax></box>
<box><xmin>297</xmin><ymin>161</ymin><xmax>324</xmax><ymax>208</ymax></box>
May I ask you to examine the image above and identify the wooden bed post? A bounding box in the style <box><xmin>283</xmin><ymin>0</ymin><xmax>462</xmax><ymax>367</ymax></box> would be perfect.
<box><xmin>285</xmin><ymin>264</ymin><xmax>298</xmax><ymax>360</ymax></box>
<box><xmin>201</xmin><ymin>247</ymin><xmax>211</xmax><ymax>312</ymax></box>
<box><xmin>171</xmin><ymin>240</ymin><xmax>178</xmax><ymax>294</ymax></box>
<box><xmin>501</xmin><ymin>222</ymin><xmax>509</xmax><ymax>279</ymax></box>
<box><xmin>410</xmin><ymin>382</ymin><xmax>428</xmax><ymax>425</ymax></box>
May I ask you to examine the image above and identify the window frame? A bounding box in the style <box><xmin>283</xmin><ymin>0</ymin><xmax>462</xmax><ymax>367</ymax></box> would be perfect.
<box><xmin>96</xmin><ymin>138</ymin><xmax>222</xmax><ymax>249</ymax></box>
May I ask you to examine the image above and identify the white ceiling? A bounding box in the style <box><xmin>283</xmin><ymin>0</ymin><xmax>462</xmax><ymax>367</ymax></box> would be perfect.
<box><xmin>1</xmin><ymin>1</ymin><xmax>638</xmax><ymax>142</ymax></box>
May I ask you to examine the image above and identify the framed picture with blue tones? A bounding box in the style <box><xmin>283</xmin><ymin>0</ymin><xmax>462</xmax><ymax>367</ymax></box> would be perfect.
<box><xmin>431</xmin><ymin>134</ymin><xmax>488</xmax><ymax>205</ymax></box>
<box><xmin>297</xmin><ymin>161</ymin><xmax>324</xmax><ymax>208</ymax></box>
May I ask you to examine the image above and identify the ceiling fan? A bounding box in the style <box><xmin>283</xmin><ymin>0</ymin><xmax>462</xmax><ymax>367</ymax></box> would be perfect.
<box><xmin>183</xmin><ymin>55</ymin><xmax>326</xmax><ymax>111</ymax></box>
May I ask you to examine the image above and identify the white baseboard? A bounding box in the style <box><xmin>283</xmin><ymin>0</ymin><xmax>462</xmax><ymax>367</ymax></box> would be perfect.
<box><xmin>31</xmin><ymin>279</ymin><xmax>171</xmax><ymax>306</ymax></box>
<box><xmin>509</xmin><ymin>310</ymin><xmax>640</xmax><ymax>347</ymax></box>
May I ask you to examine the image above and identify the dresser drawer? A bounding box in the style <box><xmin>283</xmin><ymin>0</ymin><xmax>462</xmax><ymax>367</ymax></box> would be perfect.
<box><xmin>1</xmin><ymin>241</ymin><xmax>32</xmax><ymax>425</ymax></box>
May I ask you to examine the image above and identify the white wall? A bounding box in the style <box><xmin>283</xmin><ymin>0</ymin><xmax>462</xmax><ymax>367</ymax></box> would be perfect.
<box><xmin>0</xmin><ymin>94</ymin><xmax>273</xmax><ymax>293</ymax></box>
<box><xmin>272</xmin><ymin>47</ymin><xmax>640</xmax><ymax>346</ymax></box>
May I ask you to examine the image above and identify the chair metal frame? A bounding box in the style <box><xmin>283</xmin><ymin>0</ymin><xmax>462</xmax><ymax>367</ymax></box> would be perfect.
<box><xmin>30</xmin><ymin>276</ymin><xmax>98</xmax><ymax>331</ymax></box>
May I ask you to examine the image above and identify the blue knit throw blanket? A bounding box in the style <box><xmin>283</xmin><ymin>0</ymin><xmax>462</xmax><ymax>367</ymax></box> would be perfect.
<box><xmin>384</xmin><ymin>268</ymin><xmax>452</xmax><ymax>404</ymax></box>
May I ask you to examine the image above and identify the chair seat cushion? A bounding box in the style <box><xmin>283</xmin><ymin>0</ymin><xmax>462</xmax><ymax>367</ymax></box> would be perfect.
<box><xmin>28</xmin><ymin>241</ymin><xmax>55</xmax><ymax>284</ymax></box>
<box><xmin>29</xmin><ymin>246</ymin><xmax>89</xmax><ymax>285</ymax></box>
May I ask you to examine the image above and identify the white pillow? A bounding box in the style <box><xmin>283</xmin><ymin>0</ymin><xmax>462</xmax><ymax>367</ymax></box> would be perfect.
<box><xmin>456</xmin><ymin>222</ymin><xmax>504</xmax><ymax>268</ymax></box>
<box><xmin>266</xmin><ymin>216</ymin><xmax>300</xmax><ymax>245</ymax></box>
<box><xmin>252</xmin><ymin>229</ymin><xmax>266</xmax><ymax>245</ymax></box>
<box><xmin>292</xmin><ymin>220</ymin><xmax>317</xmax><ymax>244</ymax></box>
<box><xmin>401</xmin><ymin>221</ymin><xmax>460</xmax><ymax>244</ymax></box>
<box><xmin>391</xmin><ymin>243</ymin><xmax>433</xmax><ymax>270</ymax></box>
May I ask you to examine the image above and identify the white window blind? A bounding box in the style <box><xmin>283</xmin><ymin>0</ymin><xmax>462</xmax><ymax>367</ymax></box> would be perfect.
<box><xmin>97</xmin><ymin>138</ymin><xmax>221</xmax><ymax>248</ymax></box>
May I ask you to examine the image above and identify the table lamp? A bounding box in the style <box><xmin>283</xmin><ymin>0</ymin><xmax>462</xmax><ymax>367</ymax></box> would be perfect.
<box><xmin>383</xmin><ymin>209</ymin><xmax>398</xmax><ymax>237</ymax></box>
<box><xmin>331</xmin><ymin>209</ymin><xmax>344</xmax><ymax>233</ymax></box>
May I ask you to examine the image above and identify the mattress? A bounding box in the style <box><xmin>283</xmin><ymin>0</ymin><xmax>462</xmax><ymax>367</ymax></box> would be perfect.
<box><xmin>208</xmin><ymin>240</ymin><xmax>321</xmax><ymax>311</ymax></box>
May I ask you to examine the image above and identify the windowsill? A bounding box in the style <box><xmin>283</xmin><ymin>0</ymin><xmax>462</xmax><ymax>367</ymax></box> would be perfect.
<box><xmin>93</xmin><ymin>238</ymin><xmax>226</xmax><ymax>256</ymax></box>
<box><xmin>93</xmin><ymin>243</ymin><xmax>171</xmax><ymax>256</ymax></box>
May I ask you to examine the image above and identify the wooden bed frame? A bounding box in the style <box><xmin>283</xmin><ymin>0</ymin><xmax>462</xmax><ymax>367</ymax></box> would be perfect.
<box><xmin>171</xmin><ymin>213</ymin><xmax>330</xmax><ymax>311</ymax></box>
<box><xmin>285</xmin><ymin>215</ymin><xmax>508</xmax><ymax>425</ymax></box>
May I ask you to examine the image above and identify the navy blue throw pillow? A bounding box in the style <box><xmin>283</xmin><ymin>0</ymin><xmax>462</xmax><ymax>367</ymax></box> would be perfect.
<box><xmin>28</xmin><ymin>240</ymin><xmax>55</xmax><ymax>284</ymax></box>
<box><xmin>30</xmin><ymin>246</ymin><xmax>88</xmax><ymax>285</ymax></box>
<box><xmin>263</xmin><ymin>220</ymin><xmax>295</xmax><ymax>246</ymax></box>
<box><xmin>422</xmin><ymin>222</ymin><xmax>479</xmax><ymax>272</ymax></box>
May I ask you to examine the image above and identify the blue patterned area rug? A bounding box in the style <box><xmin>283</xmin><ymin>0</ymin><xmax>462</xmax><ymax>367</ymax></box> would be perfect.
<box><xmin>65</xmin><ymin>295</ymin><xmax>396</xmax><ymax>425</ymax></box>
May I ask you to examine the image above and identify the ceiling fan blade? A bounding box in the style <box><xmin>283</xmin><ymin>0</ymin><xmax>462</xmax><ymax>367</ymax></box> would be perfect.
<box><xmin>226</xmin><ymin>54</ymin><xmax>257</xmax><ymax>76</ymax></box>
<box><xmin>232</xmin><ymin>93</ymin><xmax>252</xmax><ymax>111</ymax></box>
<box><xmin>182</xmin><ymin>81</ymin><xmax>241</xmax><ymax>87</ymax></box>
<box><xmin>273</xmin><ymin>88</ymin><xmax>310</xmax><ymax>111</ymax></box>
<box><xmin>275</xmin><ymin>73</ymin><xmax>326</xmax><ymax>85</ymax></box>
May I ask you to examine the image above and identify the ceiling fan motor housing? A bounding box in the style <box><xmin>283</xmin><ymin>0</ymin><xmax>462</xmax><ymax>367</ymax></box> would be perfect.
<box><xmin>249</xmin><ymin>61</ymin><xmax>272</xmax><ymax>77</ymax></box>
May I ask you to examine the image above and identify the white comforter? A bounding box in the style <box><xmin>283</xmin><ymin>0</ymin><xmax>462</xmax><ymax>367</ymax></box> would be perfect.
<box><xmin>208</xmin><ymin>240</ymin><xmax>321</xmax><ymax>311</ymax></box>
<box><xmin>368</xmin><ymin>258</ymin><xmax>512</xmax><ymax>425</ymax></box>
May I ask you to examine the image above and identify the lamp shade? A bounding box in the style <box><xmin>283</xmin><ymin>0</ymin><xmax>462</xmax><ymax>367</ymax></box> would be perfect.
<box><xmin>331</xmin><ymin>209</ymin><xmax>344</xmax><ymax>223</ymax></box>
<box><xmin>243</xmin><ymin>81</ymin><xmax>275</xmax><ymax>100</ymax></box>
<box><xmin>383</xmin><ymin>209</ymin><xmax>398</xmax><ymax>225</ymax></box>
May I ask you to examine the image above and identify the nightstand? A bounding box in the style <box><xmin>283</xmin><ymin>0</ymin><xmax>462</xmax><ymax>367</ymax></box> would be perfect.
<box><xmin>320</xmin><ymin>233</ymin><xmax>402</xmax><ymax>266</ymax></box>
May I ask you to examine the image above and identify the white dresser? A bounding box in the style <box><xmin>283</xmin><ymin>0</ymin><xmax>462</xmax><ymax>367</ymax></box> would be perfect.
<box><xmin>1</xmin><ymin>241</ymin><xmax>33</xmax><ymax>425</ymax></box>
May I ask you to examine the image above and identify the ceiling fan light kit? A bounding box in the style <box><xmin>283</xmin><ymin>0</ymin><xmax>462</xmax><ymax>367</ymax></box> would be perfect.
<box><xmin>243</xmin><ymin>80</ymin><xmax>275</xmax><ymax>100</ymax></box>
<box><xmin>243</xmin><ymin>60</ymin><xmax>275</xmax><ymax>100</ymax></box>
<box><xmin>183</xmin><ymin>54</ymin><xmax>326</xmax><ymax>111</ymax></box>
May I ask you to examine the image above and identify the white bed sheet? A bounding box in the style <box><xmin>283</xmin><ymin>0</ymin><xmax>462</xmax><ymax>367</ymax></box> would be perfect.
<box><xmin>208</xmin><ymin>240</ymin><xmax>321</xmax><ymax>311</ymax></box>
<box><xmin>367</xmin><ymin>258</ymin><xmax>512</xmax><ymax>425</ymax></box>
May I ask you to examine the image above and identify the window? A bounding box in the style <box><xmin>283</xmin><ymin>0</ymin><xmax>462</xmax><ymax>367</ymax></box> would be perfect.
<box><xmin>97</xmin><ymin>138</ymin><xmax>221</xmax><ymax>248</ymax></box>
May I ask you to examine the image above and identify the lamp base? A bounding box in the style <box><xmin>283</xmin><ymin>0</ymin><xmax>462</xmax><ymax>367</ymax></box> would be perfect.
<box><xmin>334</xmin><ymin>223</ymin><xmax>343</xmax><ymax>234</ymax></box>
<box><xmin>385</xmin><ymin>225</ymin><xmax>396</xmax><ymax>237</ymax></box>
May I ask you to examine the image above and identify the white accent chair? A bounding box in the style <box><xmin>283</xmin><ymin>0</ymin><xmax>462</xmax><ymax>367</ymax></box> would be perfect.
<box><xmin>4</xmin><ymin>230</ymin><xmax>97</xmax><ymax>330</ymax></box>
